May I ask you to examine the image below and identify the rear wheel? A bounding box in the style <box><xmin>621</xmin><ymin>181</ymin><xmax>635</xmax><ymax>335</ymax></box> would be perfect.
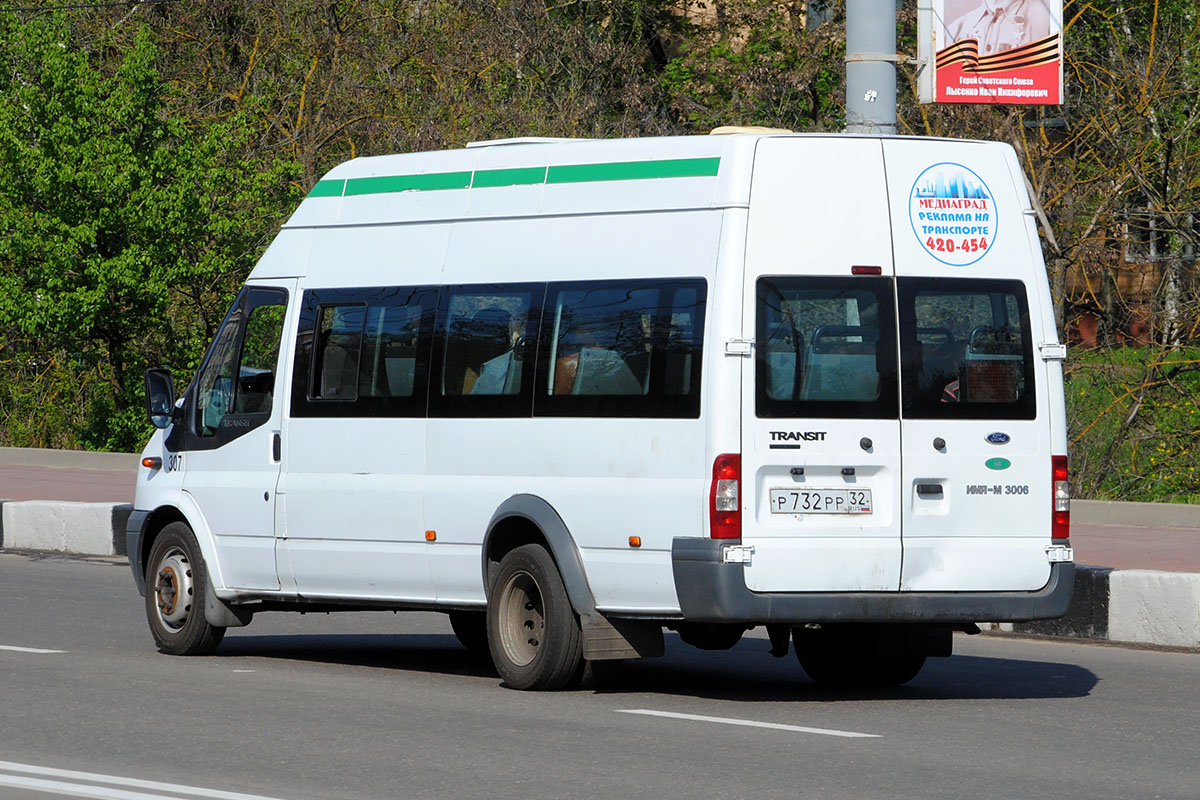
<box><xmin>448</xmin><ymin>610</ymin><xmax>489</xmax><ymax>655</ymax></box>
<box><xmin>793</xmin><ymin>625</ymin><xmax>926</xmax><ymax>687</ymax></box>
<box><xmin>797</xmin><ymin>649</ymin><xmax>926</xmax><ymax>687</ymax></box>
<box><xmin>144</xmin><ymin>522</ymin><xmax>225</xmax><ymax>656</ymax></box>
<box><xmin>487</xmin><ymin>544</ymin><xmax>583</xmax><ymax>690</ymax></box>
<box><xmin>673</xmin><ymin>622</ymin><xmax>747</xmax><ymax>651</ymax></box>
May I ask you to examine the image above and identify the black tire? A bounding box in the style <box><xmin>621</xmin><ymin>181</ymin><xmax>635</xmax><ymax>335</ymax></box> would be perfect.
<box><xmin>487</xmin><ymin>544</ymin><xmax>583</xmax><ymax>690</ymax></box>
<box><xmin>793</xmin><ymin>626</ymin><xmax>925</xmax><ymax>687</ymax></box>
<box><xmin>448</xmin><ymin>610</ymin><xmax>489</xmax><ymax>655</ymax></box>
<box><xmin>674</xmin><ymin>622</ymin><xmax>747</xmax><ymax>651</ymax></box>
<box><xmin>144</xmin><ymin>522</ymin><xmax>225</xmax><ymax>656</ymax></box>
<box><xmin>797</xmin><ymin>650</ymin><xmax>926</xmax><ymax>687</ymax></box>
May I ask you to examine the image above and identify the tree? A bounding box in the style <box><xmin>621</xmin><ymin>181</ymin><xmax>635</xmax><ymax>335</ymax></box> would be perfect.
<box><xmin>0</xmin><ymin>14</ymin><xmax>300</xmax><ymax>450</ymax></box>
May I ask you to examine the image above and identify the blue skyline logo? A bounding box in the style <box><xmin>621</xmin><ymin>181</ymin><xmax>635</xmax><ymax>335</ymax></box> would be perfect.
<box><xmin>913</xmin><ymin>170</ymin><xmax>991</xmax><ymax>201</ymax></box>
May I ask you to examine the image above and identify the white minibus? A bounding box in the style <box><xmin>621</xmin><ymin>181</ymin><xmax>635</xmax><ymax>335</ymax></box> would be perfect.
<box><xmin>129</xmin><ymin>132</ymin><xmax>1074</xmax><ymax>689</ymax></box>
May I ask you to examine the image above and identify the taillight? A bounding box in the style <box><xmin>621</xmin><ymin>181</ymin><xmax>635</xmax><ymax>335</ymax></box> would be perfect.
<box><xmin>710</xmin><ymin>453</ymin><xmax>741</xmax><ymax>539</ymax></box>
<box><xmin>1052</xmin><ymin>455</ymin><xmax>1070</xmax><ymax>540</ymax></box>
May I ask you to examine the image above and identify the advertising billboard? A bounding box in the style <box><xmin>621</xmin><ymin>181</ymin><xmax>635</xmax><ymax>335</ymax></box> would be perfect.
<box><xmin>918</xmin><ymin>0</ymin><xmax>1063</xmax><ymax>105</ymax></box>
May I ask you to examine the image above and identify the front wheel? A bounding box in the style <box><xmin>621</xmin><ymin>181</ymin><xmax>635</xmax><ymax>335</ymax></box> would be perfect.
<box><xmin>487</xmin><ymin>544</ymin><xmax>583</xmax><ymax>690</ymax></box>
<box><xmin>144</xmin><ymin>522</ymin><xmax>225</xmax><ymax>656</ymax></box>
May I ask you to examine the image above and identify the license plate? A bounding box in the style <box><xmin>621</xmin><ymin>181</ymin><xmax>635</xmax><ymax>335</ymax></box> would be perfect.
<box><xmin>769</xmin><ymin>488</ymin><xmax>873</xmax><ymax>514</ymax></box>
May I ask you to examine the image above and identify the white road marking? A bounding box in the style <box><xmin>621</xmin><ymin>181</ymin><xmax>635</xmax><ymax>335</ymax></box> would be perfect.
<box><xmin>617</xmin><ymin>709</ymin><xmax>881</xmax><ymax>739</ymax></box>
<box><xmin>0</xmin><ymin>761</ymin><xmax>291</xmax><ymax>800</ymax></box>
<box><xmin>0</xmin><ymin>644</ymin><xmax>66</xmax><ymax>654</ymax></box>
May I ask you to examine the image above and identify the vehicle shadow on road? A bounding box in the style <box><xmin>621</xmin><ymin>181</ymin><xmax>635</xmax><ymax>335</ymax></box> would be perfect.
<box><xmin>212</xmin><ymin>632</ymin><xmax>1098</xmax><ymax>701</ymax></box>
<box><xmin>600</xmin><ymin>637</ymin><xmax>1099</xmax><ymax>702</ymax></box>
<box><xmin>214</xmin><ymin>633</ymin><xmax>499</xmax><ymax>679</ymax></box>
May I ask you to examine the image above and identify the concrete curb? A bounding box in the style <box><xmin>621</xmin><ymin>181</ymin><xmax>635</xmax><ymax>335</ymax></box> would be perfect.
<box><xmin>1013</xmin><ymin>565</ymin><xmax>1200</xmax><ymax>649</ymax></box>
<box><xmin>0</xmin><ymin>500</ymin><xmax>131</xmax><ymax>556</ymax></box>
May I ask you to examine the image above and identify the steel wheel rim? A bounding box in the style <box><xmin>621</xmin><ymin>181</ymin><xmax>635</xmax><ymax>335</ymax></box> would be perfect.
<box><xmin>498</xmin><ymin>569</ymin><xmax>543</xmax><ymax>668</ymax></box>
<box><xmin>153</xmin><ymin>546</ymin><xmax>195</xmax><ymax>632</ymax></box>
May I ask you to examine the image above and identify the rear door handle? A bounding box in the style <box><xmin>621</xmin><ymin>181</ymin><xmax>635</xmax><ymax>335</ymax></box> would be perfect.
<box><xmin>272</xmin><ymin>432</ymin><xmax>281</xmax><ymax>462</ymax></box>
<box><xmin>916</xmin><ymin>483</ymin><xmax>943</xmax><ymax>496</ymax></box>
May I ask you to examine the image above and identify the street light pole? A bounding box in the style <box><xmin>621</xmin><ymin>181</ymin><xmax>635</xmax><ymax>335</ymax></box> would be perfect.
<box><xmin>845</xmin><ymin>0</ymin><xmax>898</xmax><ymax>134</ymax></box>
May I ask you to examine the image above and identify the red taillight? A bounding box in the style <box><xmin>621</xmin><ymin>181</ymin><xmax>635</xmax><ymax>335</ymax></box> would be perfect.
<box><xmin>1052</xmin><ymin>455</ymin><xmax>1070</xmax><ymax>540</ymax></box>
<box><xmin>710</xmin><ymin>453</ymin><xmax>741</xmax><ymax>539</ymax></box>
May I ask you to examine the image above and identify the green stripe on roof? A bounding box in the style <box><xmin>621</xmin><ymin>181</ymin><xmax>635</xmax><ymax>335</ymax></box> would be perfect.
<box><xmin>345</xmin><ymin>171</ymin><xmax>474</xmax><ymax>195</ymax></box>
<box><xmin>472</xmin><ymin>166</ymin><xmax>548</xmax><ymax>188</ymax></box>
<box><xmin>308</xmin><ymin>157</ymin><xmax>721</xmax><ymax>200</ymax></box>
<box><xmin>307</xmin><ymin>179</ymin><xmax>346</xmax><ymax>198</ymax></box>
<box><xmin>546</xmin><ymin>157</ymin><xmax>720</xmax><ymax>184</ymax></box>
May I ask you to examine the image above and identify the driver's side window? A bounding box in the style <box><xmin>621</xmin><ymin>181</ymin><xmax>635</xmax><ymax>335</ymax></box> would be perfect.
<box><xmin>195</xmin><ymin>290</ymin><xmax>288</xmax><ymax>437</ymax></box>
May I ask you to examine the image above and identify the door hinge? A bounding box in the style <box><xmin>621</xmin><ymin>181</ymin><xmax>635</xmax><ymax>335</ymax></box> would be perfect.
<box><xmin>721</xmin><ymin>544</ymin><xmax>755</xmax><ymax>564</ymax></box>
<box><xmin>1038</xmin><ymin>342</ymin><xmax>1067</xmax><ymax>361</ymax></box>
<box><xmin>725</xmin><ymin>338</ymin><xmax>754</xmax><ymax>356</ymax></box>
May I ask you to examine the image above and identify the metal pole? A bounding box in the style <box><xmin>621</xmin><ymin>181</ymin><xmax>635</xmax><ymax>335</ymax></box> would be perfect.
<box><xmin>845</xmin><ymin>0</ymin><xmax>897</xmax><ymax>134</ymax></box>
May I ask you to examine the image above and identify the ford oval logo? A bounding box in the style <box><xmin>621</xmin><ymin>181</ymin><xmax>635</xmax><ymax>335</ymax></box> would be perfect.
<box><xmin>986</xmin><ymin>432</ymin><xmax>1011</xmax><ymax>445</ymax></box>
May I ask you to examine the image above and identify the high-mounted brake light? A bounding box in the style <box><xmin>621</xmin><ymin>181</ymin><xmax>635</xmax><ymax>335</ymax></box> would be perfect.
<box><xmin>710</xmin><ymin>453</ymin><xmax>741</xmax><ymax>539</ymax></box>
<box><xmin>851</xmin><ymin>265</ymin><xmax>883</xmax><ymax>275</ymax></box>
<box><xmin>1052</xmin><ymin>456</ymin><xmax>1070</xmax><ymax>540</ymax></box>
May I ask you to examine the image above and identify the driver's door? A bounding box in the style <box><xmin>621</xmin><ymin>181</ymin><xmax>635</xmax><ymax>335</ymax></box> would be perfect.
<box><xmin>181</xmin><ymin>282</ymin><xmax>294</xmax><ymax>591</ymax></box>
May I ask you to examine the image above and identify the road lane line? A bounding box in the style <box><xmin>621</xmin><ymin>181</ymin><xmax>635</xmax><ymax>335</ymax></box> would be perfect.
<box><xmin>0</xmin><ymin>773</ymin><xmax>177</xmax><ymax>799</ymax></box>
<box><xmin>0</xmin><ymin>761</ymin><xmax>291</xmax><ymax>800</ymax></box>
<box><xmin>0</xmin><ymin>644</ymin><xmax>66</xmax><ymax>654</ymax></box>
<box><xmin>617</xmin><ymin>709</ymin><xmax>881</xmax><ymax>739</ymax></box>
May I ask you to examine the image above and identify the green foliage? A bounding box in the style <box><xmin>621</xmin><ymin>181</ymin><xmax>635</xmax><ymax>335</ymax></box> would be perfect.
<box><xmin>1066</xmin><ymin>348</ymin><xmax>1200</xmax><ymax>503</ymax></box>
<box><xmin>0</xmin><ymin>1</ymin><xmax>1197</xmax><ymax>510</ymax></box>
<box><xmin>0</xmin><ymin>13</ymin><xmax>300</xmax><ymax>451</ymax></box>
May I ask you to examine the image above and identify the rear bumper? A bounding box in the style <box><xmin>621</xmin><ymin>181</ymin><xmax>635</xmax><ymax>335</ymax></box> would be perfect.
<box><xmin>126</xmin><ymin>510</ymin><xmax>151</xmax><ymax>597</ymax></box>
<box><xmin>671</xmin><ymin>537</ymin><xmax>1074</xmax><ymax>624</ymax></box>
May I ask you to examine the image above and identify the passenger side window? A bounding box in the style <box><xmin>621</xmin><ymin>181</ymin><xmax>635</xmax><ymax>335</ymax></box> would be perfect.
<box><xmin>290</xmin><ymin>286</ymin><xmax>436</xmax><ymax>419</ymax></box>
<box><xmin>537</xmin><ymin>279</ymin><xmax>706</xmax><ymax>418</ymax></box>
<box><xmin>898</xmin><ymin>278</ymin><xmax>1035</xmax><ymax>419</ymax></box>
<box><xmin>429</xmin><ymin>284</ymin><xmax>540</xmax><ymax>417</ymax></box>
<box><xmin>756</xmin><ymin>277</ymin><xmax>898</xmax><ymax>419</ymax></box>
<box><xmin>313</xmin><ymin>304</ymin><xmax>366</xmax><ymax>401</ymax></box>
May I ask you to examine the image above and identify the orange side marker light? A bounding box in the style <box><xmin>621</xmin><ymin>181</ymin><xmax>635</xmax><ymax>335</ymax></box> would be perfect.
<box><xmin>628</xmin><ymin>536</ymin><xmax>641</xmax><ymax>548</ymax></box>
<box><xmin>425</xmin><ymin>530</ymin><xmax>437</xmax><ymax>542</ymax></box>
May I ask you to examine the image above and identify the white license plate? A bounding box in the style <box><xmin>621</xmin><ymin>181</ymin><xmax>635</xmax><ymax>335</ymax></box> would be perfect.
<box><xmin>769</xmin><ymin>488</ymin><xmax>873</xmax><ymax>515</ymax></box>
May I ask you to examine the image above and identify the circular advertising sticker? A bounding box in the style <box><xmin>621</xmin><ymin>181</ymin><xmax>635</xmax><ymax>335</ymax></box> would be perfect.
<box><xmin>909</xmin><ymin>162</ymin><xmax>996</xmax><ymax>266</ymax></box>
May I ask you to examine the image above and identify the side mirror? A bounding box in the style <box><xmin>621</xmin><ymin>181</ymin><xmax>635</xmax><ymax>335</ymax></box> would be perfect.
<box><xmin>144</xmin><ymin>368</ymin><xmax>177</xmax><ymax>429</ymax></box>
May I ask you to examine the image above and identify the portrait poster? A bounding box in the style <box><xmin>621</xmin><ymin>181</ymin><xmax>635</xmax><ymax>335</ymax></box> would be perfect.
<box><xmin>920</xmin><ymin>0</ymin><xmax>1063</xmax><ymax>105</ymax></box>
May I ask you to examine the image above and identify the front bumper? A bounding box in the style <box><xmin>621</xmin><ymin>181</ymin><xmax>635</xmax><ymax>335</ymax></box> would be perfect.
<box><xmin>126</xmin><ymin>510</ymin><xmax>151</xmax><ymax>597</ymax></box>
<box><xmin>671</xmin><ymin>538</ymin><xmax>1074</xmax><ymax>624</ymax></box>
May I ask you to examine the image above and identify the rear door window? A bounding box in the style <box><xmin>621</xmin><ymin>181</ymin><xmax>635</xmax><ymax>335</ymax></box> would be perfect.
<box><xmin>897</xmin><ymin>278</ymin><xmax>1036</xmax><ymax>420</ymax></box>
<box><xmin>755</xmin><ymin>276</ymin><xmax>898</xmax><ymax>419</ymax></box>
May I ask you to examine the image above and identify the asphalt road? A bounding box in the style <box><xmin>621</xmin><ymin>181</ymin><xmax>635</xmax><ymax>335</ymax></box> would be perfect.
<box><xmin>1</xmin><ymin>553</ymin><xmax>1198</xmax><ymax>800</ymax></box>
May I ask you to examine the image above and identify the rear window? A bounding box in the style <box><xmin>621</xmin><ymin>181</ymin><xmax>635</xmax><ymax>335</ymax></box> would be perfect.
<box><xmin>755</xmin><ymin>276</ymin><xmax>898</xmax><ymax>419</ymax></box>
<box><xmin>897</xmin><ymin>278</ymin><xmax>1036</xmax><ymax>420</ymax></box>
